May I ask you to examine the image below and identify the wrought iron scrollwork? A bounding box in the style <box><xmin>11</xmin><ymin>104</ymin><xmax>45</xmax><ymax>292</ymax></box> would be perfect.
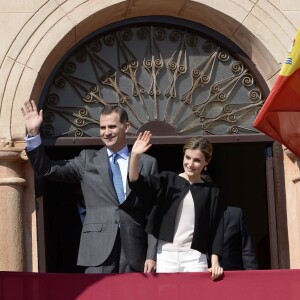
<box><xmin>42</xmin><ymin>25</ymin><xmax>264</xmax><ymax>138</ymax></box>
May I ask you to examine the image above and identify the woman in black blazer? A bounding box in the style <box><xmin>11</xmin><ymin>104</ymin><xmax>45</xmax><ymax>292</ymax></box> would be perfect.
<box><xmin>129</xmin><ymin>131</ymin><xmax>224</xmax><ymax>280</ymax></box>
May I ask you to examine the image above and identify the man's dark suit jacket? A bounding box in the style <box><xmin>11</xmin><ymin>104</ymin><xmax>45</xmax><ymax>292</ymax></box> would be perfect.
<box><xmin>220</xmin><ymin>206</ymin><xmax>259</xmax><ymax>271</ymax></box>
<box><xmin>27</xmin><ymin>144</ymin><xmax>158</xmax><ymax>272</ymax></box>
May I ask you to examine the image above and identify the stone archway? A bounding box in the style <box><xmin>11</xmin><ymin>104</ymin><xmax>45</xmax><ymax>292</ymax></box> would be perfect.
<box><xmin>40</xmin><ymin>19</ymin><xmax>268</xmax><ymax>141</ymax></box>
<box><xmin>39</xmin><ymin>16</ymin><xmax>273</xmax><ymax>272</ymax></box>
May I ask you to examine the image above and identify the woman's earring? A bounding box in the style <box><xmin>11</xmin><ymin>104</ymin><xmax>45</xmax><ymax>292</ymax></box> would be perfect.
<box><xmin>204</xmin><ymin>166</ymin><xmax>207</xmax><ymax>171</ymax></box>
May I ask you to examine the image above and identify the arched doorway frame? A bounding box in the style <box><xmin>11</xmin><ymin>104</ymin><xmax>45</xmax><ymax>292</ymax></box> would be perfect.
<box><xmin>36</xmin><ymin>15</ymin><xmax>288</xmax><ymax>271</ymax></box>
<box><xmin>39</xmin><ymin>16</ymin><xmax>270</xmax><ymax>144</ymax></box>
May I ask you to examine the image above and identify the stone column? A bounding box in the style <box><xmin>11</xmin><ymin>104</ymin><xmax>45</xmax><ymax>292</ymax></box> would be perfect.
<box><xmin>0</xmin><ymin>140</ymin><xmax>27</xmax><ymax>271</ymax></box>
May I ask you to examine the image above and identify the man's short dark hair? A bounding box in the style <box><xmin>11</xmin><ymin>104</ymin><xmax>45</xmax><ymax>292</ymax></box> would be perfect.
<box><xmin>100</xmin><ymin>105</ymin><xmax>129</xmax><ymax>124</ymax></box>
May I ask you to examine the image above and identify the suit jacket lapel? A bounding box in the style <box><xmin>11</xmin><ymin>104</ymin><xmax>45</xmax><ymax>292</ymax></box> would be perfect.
<box><xmin>94</xmin><ymin>147</ymin><xmax>120</xmax><ymax>205</ymax></box>
<box><xmin>224</xmin><ymin>208</ymin><xmax>230</xmax><ymax>229</ymax></box>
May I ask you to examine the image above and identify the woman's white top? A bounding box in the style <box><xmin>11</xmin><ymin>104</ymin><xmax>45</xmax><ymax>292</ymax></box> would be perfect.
<box><xmin>158</xmin><ymin>190</ymin><xmax>195</xmax><ymax>252</ymax></box>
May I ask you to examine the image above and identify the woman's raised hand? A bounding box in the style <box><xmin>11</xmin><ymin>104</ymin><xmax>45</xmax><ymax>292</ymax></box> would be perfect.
<box><xmin>129</xmin><ymin>131</ymin><xmax>152</xmax><ymax>182</ymax></box>
<box><xmin>131</xmin><ymin>131</ymin><xmax>153</xmax><ymax>155</ymax></box>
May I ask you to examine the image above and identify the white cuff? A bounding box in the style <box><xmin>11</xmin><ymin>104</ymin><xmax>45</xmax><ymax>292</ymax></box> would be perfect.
<box><xmin>25</xmin><ymin>134</ymin><xmax>42</xmax><ymax>151</ymax></box>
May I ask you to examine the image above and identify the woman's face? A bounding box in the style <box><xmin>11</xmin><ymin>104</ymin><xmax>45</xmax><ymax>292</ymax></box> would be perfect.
<box><xmin>183</xmin><ymin>148</ymin><xmax>208</xmax><ymax>180</ymax></box>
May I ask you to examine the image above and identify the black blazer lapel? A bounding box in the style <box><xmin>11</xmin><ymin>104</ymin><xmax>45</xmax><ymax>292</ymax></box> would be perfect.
<box><xmin>224</xmin><ymin>207</ymin><xmax>230</xmax><ymax>229</ymax></box>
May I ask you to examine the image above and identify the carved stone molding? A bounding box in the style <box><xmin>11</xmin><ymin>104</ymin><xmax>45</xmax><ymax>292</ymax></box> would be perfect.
<box><xmin>0</xmin><ymin>146</ymin><xmax>27</xmax><ymax>180</ymax></box>
<box><xmin>0</xmin><ymin>139</ymin><xmax>15</xmax><ymax>148</ymax></box>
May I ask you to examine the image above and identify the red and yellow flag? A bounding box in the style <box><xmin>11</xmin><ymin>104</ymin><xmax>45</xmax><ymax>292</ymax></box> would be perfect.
<box><xmin>253</xmin><ymin>29</ymin><xmax>300</xmax><ymax>157</ymax></box>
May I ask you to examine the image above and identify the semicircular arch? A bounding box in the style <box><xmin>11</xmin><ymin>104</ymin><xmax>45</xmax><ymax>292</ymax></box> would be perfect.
<box><xmin>39</xmin><ymin>17</ymin><xmax>269</xmax><ymax>143</ymax></box>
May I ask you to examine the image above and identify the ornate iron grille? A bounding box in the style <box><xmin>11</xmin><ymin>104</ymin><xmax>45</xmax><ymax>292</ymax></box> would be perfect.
<box><xmin>42</xmin><ymin>25</ymin><xmax>265</xmax><ymax>138</ymax></box>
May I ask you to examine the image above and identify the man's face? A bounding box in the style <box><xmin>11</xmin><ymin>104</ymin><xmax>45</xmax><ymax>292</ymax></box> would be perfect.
<box><xmin>99</xmin><ymin>112</ymin><xmax>130</xmax><ymax>152</ymax></box>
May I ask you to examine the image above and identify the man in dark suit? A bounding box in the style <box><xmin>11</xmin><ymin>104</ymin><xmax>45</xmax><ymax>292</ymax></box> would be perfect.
<box><xmin>22</xmin><ymin>100</ymin><xmax>158</xmax><ymax>273</ymax></box>
<box><xmin>220</xmin><ymin>206</ymin><xmax>259</xmax><ymax>271</ymax></box>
